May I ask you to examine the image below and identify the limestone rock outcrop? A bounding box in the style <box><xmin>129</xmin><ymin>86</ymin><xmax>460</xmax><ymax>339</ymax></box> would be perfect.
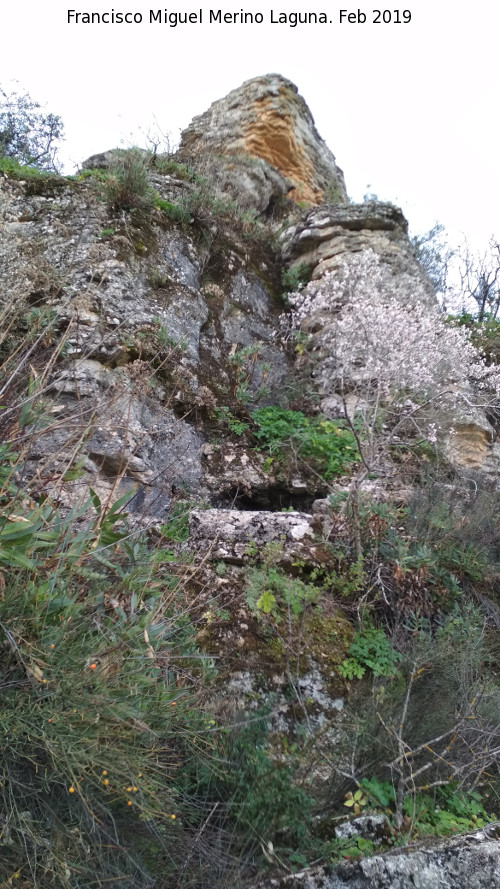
<box><xmin>2</xmin><ymin>71</ymin><xmax>500</xmax><ymax>509</ymax></box>
<box><xmin>189</xmin><ymin>508</ymin><xmax>323</xmax><ymax>565</ymax></box>
<box><xmin>252</xmin><ymin>823</ymin><xmax>500</xmax><ymax>889</ymax></box>
<box><xmin>280</xmin><ymin>202</ymin><xmax>436</xmax><ymax>305</ymax></box>
<box><xmin>178</xmin><ymin>74</ymin><xmax>347</xmax><ymax>210</ymax></box>
<box><xmin>0</xmin><ymin>168</ymin><xmax>293</xmax><ymax>515</ymax></box>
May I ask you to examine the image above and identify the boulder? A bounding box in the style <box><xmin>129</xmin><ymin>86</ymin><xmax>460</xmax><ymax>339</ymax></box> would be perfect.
<box><xmin>188</xmin><ymin>508</ymin><xmax>325</xmax><ymax>564</ymax></box>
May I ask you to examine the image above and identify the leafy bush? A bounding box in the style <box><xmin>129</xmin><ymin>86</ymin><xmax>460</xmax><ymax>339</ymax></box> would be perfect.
<box><xmin>0</xmin><ymin>491</ymin><xmax>209</xmax><ymax>885</ymax></box>
<box><xmin>1</xmin><ymin>442</ymin><xmax>329</xmax><ymax>885</ymax></box>
<box><xmin>252</xmin><ymin>406</ymin><xmax>358</xmax><ymax>479</ymax></box>
<box><xmin>339</xmin><ymin>626</ymin><xmax>401</xmax><ymax>679</ymax></box>
<box><xmin>451</xmin><ymin>311</ymin><xmax>500</xmax><ymax>365</ymax></box>
<box><xmin>0</xmin><ymin>464</ymin><xmax>219</xmax><ymax>889</ymax></box>
<box><xmin>360</xmin><ymin>777</ymin><xmax>494</xmax><ymax>836</ymax></box>
<box><xmin>376</xmin><ymin>480</ymin><xmax>495</xmax><ymax>602</ymax></box>
<box><xmin>0</xmin><ymin>454</ymin><xmax>228</xmax><ymax>886</ymax></box>
<box><xmin>0</xmin><ymin>154</ymin><xmax>48</xmax><ymax>178</ymax></box>
<box><xmin>150</xmin><ymin>155</ymin><xmax>197</xmax><ymax>181</ymax></box>
<box><xmin>186</xmin><ymin>713</ymin><xmax>316</xmax><ymax>867</ymax></box>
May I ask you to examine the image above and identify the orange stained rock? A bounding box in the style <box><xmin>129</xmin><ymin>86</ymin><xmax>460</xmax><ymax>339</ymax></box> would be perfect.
<box><xmin>243</xmin><ymin>93</ymin><xmax>322</xmax><ymax>205</ymax></box>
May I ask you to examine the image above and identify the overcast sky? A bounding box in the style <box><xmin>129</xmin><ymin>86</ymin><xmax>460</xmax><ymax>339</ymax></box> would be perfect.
<box><xmin>2</xmin><ymin>0</ymin><xmax>499</xmax><ymax>249</ymax></box>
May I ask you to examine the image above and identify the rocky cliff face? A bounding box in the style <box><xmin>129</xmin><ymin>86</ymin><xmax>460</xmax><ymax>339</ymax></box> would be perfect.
<box><xmin>1</xmin><ymin>75</ymin><xmax>500</xmax><ymax>888</ymax></box>
<box><xmin>280</xmin><ymin>202</ymin><xmax>435</xmax><ymax>296</ymax></box>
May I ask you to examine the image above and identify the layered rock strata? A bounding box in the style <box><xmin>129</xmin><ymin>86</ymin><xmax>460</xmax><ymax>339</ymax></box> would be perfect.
<box><xmin>178</xmin><ymin>73</ymin><xmax>347</xmax><ymax>209</ymax></box>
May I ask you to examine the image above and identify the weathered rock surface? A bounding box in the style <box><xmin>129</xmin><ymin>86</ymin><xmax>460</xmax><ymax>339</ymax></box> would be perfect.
<box><xmin>178</xmin><ymin>74</ymin><xmax>347</xmax><ymax>209</ymax></box>
<box><xmin>2</xmin><ymin>71</ymin><xmax>500</xmax><ymax>500</ymax></box>
<box><xmin>189</xmin><ymin>508</ymin><xmax>325</xmax><ymax>564</ymax></box>
<box><xmin>0</xmin><ymin>172</ymin><xmax>292</xmax><ymax>510</ymax></box>
<box><xmin>334</xmin><ymin>814</ymin><xmax>390</xmax><ymax>845</ymax></box>
<box><xmin>252</xmin><ymin>823</ymin><xmax>500</xmax><ymax>889</ymax></box>
<box><xmin>281</xmin><ymin>202</ymin><xmax>435</xmax><ymax>306</ymax></box>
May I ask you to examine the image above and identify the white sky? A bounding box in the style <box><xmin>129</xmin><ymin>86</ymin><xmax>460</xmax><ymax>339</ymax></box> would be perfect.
<box><xmin>2</xmin><ymin>0</ymin><xmax>499</xmax><ymax>249</ymax></box>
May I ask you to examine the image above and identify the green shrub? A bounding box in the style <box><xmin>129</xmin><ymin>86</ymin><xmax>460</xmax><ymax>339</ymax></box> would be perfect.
<box><xmin>185</xmin><ymin>713</ymin><xmax>316</xmax><ymax>866</ymax></box>
<box><xmin>161</xmin><ymin>499</ymin><xmax>193</xmax><ymax>541</ymax></box>
<box><xmin>0</xmin><ymin>154</ymin><xmax>47</xmax><ymax>177</ymax></box>
<box><xmin>103</xmin><ymin>149</ymin><xmax>153</xmax><ymax>211</ymax></box>
<box><xmin>212</xmin><ymin>405</ymin><xmax>250</xmax><ymax>436</ymax></box>
<box><xmin>449</xmin><ymin>311</ymin><xmax>500</xmax><ymax>365</ymax></box>
<box><xmin>0</xmin><ymin>461</ymin><xmax>217</xmax><ymax>886</ymax></box>
<box><xmin>281</xmin><ymin>262</ymin><xmax>311</xmax><ymax>294</ymax></box>
<box><xmin>360</xmin><ymin>777</ymin><xmax>494</xmax><ymax>837</ymax></box>
<box><xmin>149</xmin><ymin>155</ymin><xmax>197</xmax><ymax>181</ymax></box>
<box><xmin>252</xmin><ymin>406</ymin><xmax>358</xmax><ymax>479</ymax></box>
<box><xmin>377</xmin><ymin>481</ymin><xmax>493</xmax><ymax>599</ymax></box>
<box><xmin>147</xmin><ymin>266</ymin><xmax>169</xmax><ymax>289</ymax></box>
<box><xmin>0</xmin><ymin>434</ymin><xmax>334</xmax><ymax>884</ymax></box>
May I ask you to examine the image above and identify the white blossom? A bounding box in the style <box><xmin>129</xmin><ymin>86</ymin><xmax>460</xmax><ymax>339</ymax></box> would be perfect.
<box><xmin>286</xmin><ymin>251</ymin><xmax>500</xmax><ymax>403</ymax></box>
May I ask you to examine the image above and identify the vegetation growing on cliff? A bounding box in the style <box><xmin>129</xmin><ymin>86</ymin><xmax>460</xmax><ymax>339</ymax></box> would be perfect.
<box><xmin>1</xmin><ymin>87</ymin><xmax>500</xmax><ymax>889</ymax></box>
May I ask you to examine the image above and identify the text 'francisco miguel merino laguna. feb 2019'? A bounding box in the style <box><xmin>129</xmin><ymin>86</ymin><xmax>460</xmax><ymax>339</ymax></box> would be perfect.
<box><xmin>66</xmin><ymin>9</ymin><xmax>413</xmax><ymax>26</ymax></box>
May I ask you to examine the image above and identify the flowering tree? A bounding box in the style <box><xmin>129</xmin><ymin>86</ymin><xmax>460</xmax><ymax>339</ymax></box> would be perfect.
<box><xmin>284</xmin><ymin>250</ymin><xmax>500</xmax><ymax>560</ymax></box>
<box><xmin>286</xmin><ymin>250</ymin><xmax>500</xmax><ymax>471</ymax></box>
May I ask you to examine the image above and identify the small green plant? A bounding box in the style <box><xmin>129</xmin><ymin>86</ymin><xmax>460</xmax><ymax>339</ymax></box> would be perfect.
<box><xmin>358</xmin><ymin>776</ymin><xmax>394</xmax><ymax>809</ymax></box>
<box><xmin>148</xmin><ymin>267</ymin><xmax>169</xmax><ymax>289</ymax></box>
<box><xmin>75</xmin><ymin>167</ymin><xmax>108</xmax><ymax>182</ymax></box>
<box><xmin>154</xmin><ymin>194</ymin><xmax>191</xmax><ymax>225</ymax></box>
<box><xmin>161</xmin><ymin>500</ymin><xmax>194</xmax><ymax>541</ymax></box>
<box><xmin>256</xmin><ymin>589</ymin><xmax>277</xmax><ymax>614</ymax></box>
<box><xmin>344</xmin><ymin>787</ymin><xmax>369</xmax><ymax>814</ymax></box>
<box><xmin>215</xmin><ymin>561</ymin><xmax>227</xmax><ymax>577</ymax></box>
<box><xmin>212</xmin><ymin>406</ymin><xmax>250</xmax><ymax>437</ymax></box>
<box><xmin>281</xmin><ymin>262</ymin><xmax>311</xmax><ymax>294</ymax></box>
<box><xmin>339</xmin><ymin>626</ymin><xmax>401</xmax><ymax>679</ymax></box>
<box><xmin>21</xmin><ymin>305</ymin><xmax>57</xmax><ymax>333</ymax></box>
<box><xmin>330</xmin><ymin>555</ymin><xmax>365</xmax><ymax>598</ymax></box>
<box><xmin>421</xmin><ymin>785</ymin><xmax>494</xmax><ymax>834</ymax></box>
<box><xmin>330</xmin><ymin>835</ymin><xmax>374</xmax><ymax>861</ymax></box>
<box><xmin>252</xmin><ymin>406</ymin><xmax>358</xmax><ymax>480</ymax></box>
<box><xmin>99</xmin><ymin>227</ymin><xmax>114</xmax><ymax>238</ymax></box>
<box><xmin>150</xmin><ymin>155</ymin><xmax>197</xmax><ymax>181</ymax></box>
<box><xmin>228</xmin><ymin>343</ymin><xmax>269</xmax><ymax>406</ymax></box>
<box><xmin>245</xmin><ymin>565</ymin><xmax>318</xmax><ymax>621</ymax></box>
